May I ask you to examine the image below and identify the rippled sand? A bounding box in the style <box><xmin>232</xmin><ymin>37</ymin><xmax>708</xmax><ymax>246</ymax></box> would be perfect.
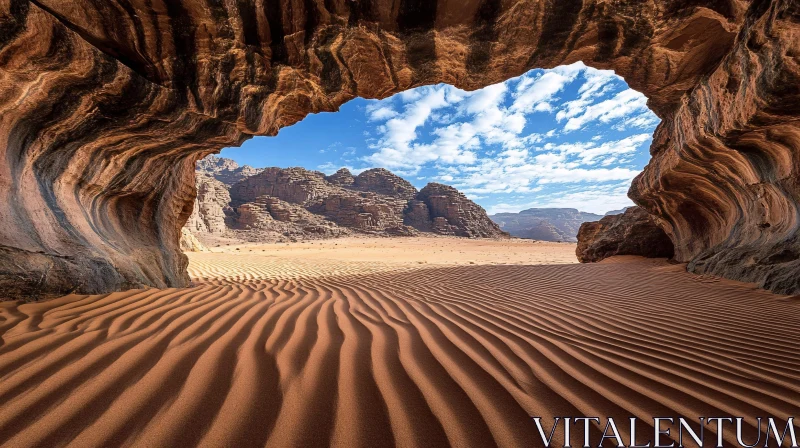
<box><xmin>0</xmin><ymin>238</ymin><xmax>797</xmax><ymax>447</ymax></box>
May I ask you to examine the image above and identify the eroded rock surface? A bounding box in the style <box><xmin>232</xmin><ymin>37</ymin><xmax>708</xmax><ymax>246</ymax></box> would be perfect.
<box><xmin>224</xmin><ymin>167</ymin><xmax>505</xmax><ymax>239</ymax></box>
<box><xmin>576</xmin><ymin>207</ymin><xmax>675</xmax><ymax>263</ymax></box>
<box><xmin>1</xmin><ymin>0</ymin><xmax>799</xmax><ymax>297</ymax></box>
<box><xmin>416</xmin><ymin>183</ymin><xmax>507</xmax><ymax>238</ymax></box>
<box><xmin>196</xmin><ymin>156</ymin><xmax>264</xmax><ymax>187</ymax></box>
<box><xmin>184</xmin><ymin>174</ymin><xmax>231</xmax><ymax>234</ymax></box>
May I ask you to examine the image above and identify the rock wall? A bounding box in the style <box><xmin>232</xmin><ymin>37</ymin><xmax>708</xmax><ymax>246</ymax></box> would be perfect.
<box><xmin>416</xmin><ymin>183</ymin><xmax>507</xmax><ymax>238</ymax></box>
<box><xmin>196</xmin><ymin>156</ymin><xmax>263</xmax><ymax>187</ymax></box>
<box><xmin>184</xmin><ymin>174</ymin><xmax>231</xmax><ymax>234</ymax></box>
<box><xmin>351</xmin><ymin>168</ymin><xmax>418</xmax><ymax>201</ymax></box>
<box><xmin>1</xmin><ymin>0</ymin><xmax>798</xmax><ymax>297</ymax></box>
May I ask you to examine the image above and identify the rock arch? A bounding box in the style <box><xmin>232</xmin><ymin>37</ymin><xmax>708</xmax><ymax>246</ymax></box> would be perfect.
<box><xmin>1</xmin><ymin>0</ymin><xmax>798</xmax><ymax>298</ymax></box>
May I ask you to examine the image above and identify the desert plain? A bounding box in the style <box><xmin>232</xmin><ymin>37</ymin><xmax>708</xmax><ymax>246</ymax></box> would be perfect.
<box><xmin>0</xmin><ymin>237</ymin><xmax>798</xmax><ymax>447</ymax></box>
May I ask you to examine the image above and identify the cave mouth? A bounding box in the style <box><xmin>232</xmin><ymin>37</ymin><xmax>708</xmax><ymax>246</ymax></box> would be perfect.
<box><xmin>4</xmin><ymin>0</ymin><xmax>796</xmax><ymax>299</ymax></box>
<box><xmin>211</xmin><ymin>63</ymin><xmax>659</xmax><ymax>228</ymax></box>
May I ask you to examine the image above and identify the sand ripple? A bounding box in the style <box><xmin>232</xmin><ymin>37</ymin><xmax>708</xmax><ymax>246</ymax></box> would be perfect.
<box><xmin>0</xmin><ymin>257</ymin><xmax>798</xmax><ymax>447</ymax></box>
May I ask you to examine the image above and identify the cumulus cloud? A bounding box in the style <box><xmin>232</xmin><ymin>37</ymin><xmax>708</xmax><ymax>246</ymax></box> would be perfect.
<box><xmin>339</xmin><ymin>63</ymin><xmax>659</xmax><ymax>214</ymax></box>
<box><xmin>510</xmin><ymin>63</ymin><xmax>584</xmax><ymax>114</ymax></box>
<box><xmin>563</xmin><ymin>89</ymin><xmax>651</xmax><ymax>131</ymax></box>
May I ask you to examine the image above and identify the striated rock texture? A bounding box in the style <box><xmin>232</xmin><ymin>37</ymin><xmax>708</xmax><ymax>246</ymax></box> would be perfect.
<box><xmin>490</xmin><ymin>208</ymin><xmax>605</xmax><ymax>242</ymax></box>
<box><xmin>233</xmin><ymin>195</ymin><xmax>350</xmax><ymax>240</ymax></box>
<box><xmin>325</xmin><ymin>168</ymin><xmax>355</xmax><ymax>187</ymax></box>
<box><xmin>576</xmin><ymin>207</ymin><xmax>675</xmax><ymax>263</ymax></box>
<box><xmin>416</xmin><ymin>183</ymin><xmax>508</xmax><ymax>238</ymax></box>
<box><xmin>1</xmin><ymin>0</ymin><xmax>799</xmax><ymax>296</ymax></box>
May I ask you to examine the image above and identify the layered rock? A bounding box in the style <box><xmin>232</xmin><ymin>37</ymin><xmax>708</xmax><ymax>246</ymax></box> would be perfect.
<box><xmin>196</xmin><ymin>156</ymin><xmax>264</xmax><ymax>187</ymax></box>
<box><xmin>184</xmin><ymin>174</ymin><xmax>231</xmax><ymax>234</ymax></box>
<box><xmin>230</xmin><ymin>168</ymin><xmax>330</xmax><ymax>207</ymax></box>
<box><xmin>311</xmin><ymin>193</ymin><xmax>412</xmax><ymax>235</ymax></box>
<box><xmin>351</xmin><ymin>169</ymin><xmax>418</xmax><ymax>200</ymax></box>
<box><xmin>230</xmin><ymin>167</ymin><xmax>412</xmax><ymax>234</ymax></box>
<box><xmin>416</xmin><ymin>183</ymin><xmax>508</xmax><ymax>238</ymax></box>
<box><xmin>576</xmin><ymin>207</ymin><xmax>675</xmax><ymax>263</ymax></box>
<box><xmin>325</xmin><ymin>168</ymin><xmax>355</xmax><ymax>187</ymax></box>
<box><xmin>223</xmin><ymin>167</ymin><xmax>502</xmax><ymax>238</ymax></box>
<box><xmin>403</xmin><ymin>200</ymin><xmax>433</xmax><ymax>232</ymax></box>
<box><xmin>490</xmin><ymin>208</ymin><xmax>605</xmax><ymax>242</ymax></box>
<box><xmin>232</xmin><ymin>195</ymin><xmax>348</xmax><ymax>240</ymax></box>
<box><xmin>2</xmin><ymin>0</ymin><xmax>799</xmax><ymax>297</ymax></box>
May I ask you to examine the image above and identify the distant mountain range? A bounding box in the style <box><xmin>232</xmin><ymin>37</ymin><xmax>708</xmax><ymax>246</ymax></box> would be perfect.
<box><xmin>489</xmin><ymin>208</ymin><xmax>610</xmax><ymax>242</ymax></box>
<box><xmin>183</xmin><ymin>156</ymin><xmax>507</xmax><ymax>247</ymax></box>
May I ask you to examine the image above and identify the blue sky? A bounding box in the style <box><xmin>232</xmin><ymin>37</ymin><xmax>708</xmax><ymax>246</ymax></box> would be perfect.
<box><xmin>220</xmin><ymin>62</ymin><xmax>659</xmax><ymax>214</ymax></box>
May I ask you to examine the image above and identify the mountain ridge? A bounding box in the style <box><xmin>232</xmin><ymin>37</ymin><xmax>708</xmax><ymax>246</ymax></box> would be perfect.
<box><xmin>183</xmin><ymin>158</ymin><xmax>508</xmax><ymax>247</ymax></box>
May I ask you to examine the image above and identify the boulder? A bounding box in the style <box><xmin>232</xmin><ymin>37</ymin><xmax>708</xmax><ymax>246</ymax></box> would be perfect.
<box><xmin>576</xmin><ymin>207</ymin><xmax>675</xmax><ymax>263</ymax></box>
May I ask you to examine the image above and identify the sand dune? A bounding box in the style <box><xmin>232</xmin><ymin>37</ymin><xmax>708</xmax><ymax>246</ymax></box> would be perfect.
<box><xmin>0</xmin><ymin>239</ymin><xmax>798</xmax><ymax>447</ymax></box>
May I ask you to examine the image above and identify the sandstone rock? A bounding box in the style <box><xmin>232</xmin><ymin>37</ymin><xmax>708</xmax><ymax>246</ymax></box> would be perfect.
<box><xmin>231</xmin><ymin>194</ymin><xmax>349</xmax><ymax>240</ymax></box>
<box><xmin>184</xmin><ymin>174</ymin><xmax>231</xmax><ymax>234</ymax></box>
<box><xmin>197</xmin><ymin>156</ymin><xmax>264</xmax><ymax>187</ymax></box>
<box><xmin>326</xmin><ymin>168</ymin><xmax>355</xmax><ymax>187</ymax></box>
<box><xmin>515</xmin><ymin>221</ymin><xmax>571</xmax><ymax>242</ymax></box>
<box><xmin>576</xmin><ymin>207</ymin><xmax>675</xmax><ymax>263</ymax></box>
<box><xmin>2</xmin><ymin>0</ymin><xmax>799</xmax><ymax>296</ymax></box>
<box><xmin>315</xmin><ymin>192</ymin><xmax>413</xmax><ymax>235</ymax></box>
<box><xmin>352</xmin><ymin>169</ymin><xmax>418</xmax><ymax>201</ymax></box>
<box><xmin>180</xmin><ymin>228</ymin><xmax>209</xmax><ymax>252</ymax></box>
<box><xmin>230</xmin><ymin>168</ymin><xmax>330</xmax><ymax>207</ymax></box>
<box><xmin>403</xmin><ymin>200</ymin><xmax>433</xmax><ymax>232</ymax></box>
<box><xmin>230</xmin><ymin>167</ymin><xmax>415</xmax><ymax>235</ymax></box>
<box><xmin>416</xmin><ymin>184</ymin><xmax>508</xmax><ymax>239</ymax></box>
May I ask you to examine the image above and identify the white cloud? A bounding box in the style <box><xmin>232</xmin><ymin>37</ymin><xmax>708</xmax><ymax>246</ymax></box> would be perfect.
<box><xmin>340</xmin><ymin>64</ymin><xmax>658</xmax><ymax>216</ymax></box>
<box><xmin>563</xmin><ymin>88</ymin><xmax>650</xmax><ymax>131</ymax></box>
<box><xmin>368</xmin><ymin>106</ymin><xmax>398</xmax><ymax>121</ymax></box>
<box><xmin>511</xmin><ymin>67</ymin><xmax>580</xmax><ymax>114</ymax></box>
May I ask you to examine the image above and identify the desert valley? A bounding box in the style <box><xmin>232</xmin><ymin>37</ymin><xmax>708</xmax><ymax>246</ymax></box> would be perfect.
<box><xmin>3</xmin><ymin>237</ymin><xmax>797</xmax><ymax>447</ymax></box>
<box><xmin>2</xmin><ymin>0</ymin><xmax>800</xmax><ymax>447</ymax></box>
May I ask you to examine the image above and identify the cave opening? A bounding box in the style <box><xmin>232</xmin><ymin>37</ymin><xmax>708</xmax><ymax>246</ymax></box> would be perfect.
<box><xmin>186</xmin><ymin>63</ymin><xmax>661</xmax><ymax>250</ymax></box>
<box><xmin>3</xmin><ymin>0</ymin><xmax>796</xmax><ymax>300</ymax></box>
<box><xmin>2</xmin><ymin>2</ymin><xmax>800</xmax><ymax>446</ymax></box>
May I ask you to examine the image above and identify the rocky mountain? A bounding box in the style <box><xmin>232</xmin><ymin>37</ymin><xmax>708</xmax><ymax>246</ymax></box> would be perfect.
<box><xmin>196</xmin><ymin>156</ymin><xmax>264</xmax><ymax>187</ymax></box>
<box><xmin>186</xmin><ymin>164</ymin><xmax>507</xmax><ymax>243</ymax></box>
<box><xmin>490</xmin><ymin>208</ymin><xmax>604</xmax><ymax>242</ymax></box>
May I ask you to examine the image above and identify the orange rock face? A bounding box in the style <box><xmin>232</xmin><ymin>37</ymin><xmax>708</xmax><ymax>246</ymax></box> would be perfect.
<box><xmin>0</xmin><ymin>0</ymin><xmax>798</xmax><ymax>297</ymax></box>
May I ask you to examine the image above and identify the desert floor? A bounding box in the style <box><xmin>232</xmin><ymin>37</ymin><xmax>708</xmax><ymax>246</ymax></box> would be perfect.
<box><xmin>0</xmin><ymin>237</ymin><xmax>798</xmax><ymax>447</ymax></box>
